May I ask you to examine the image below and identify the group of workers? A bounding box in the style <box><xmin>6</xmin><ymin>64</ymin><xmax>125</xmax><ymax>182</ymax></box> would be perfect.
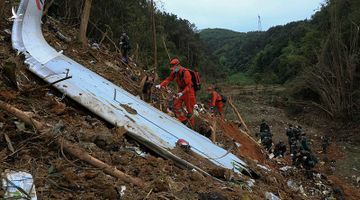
<box><xmin>155</xmin><ymin>58</ymin><xmax>225</xmax><ymax>127</ymax></box>
<box><xmin>257</xmin><ymin>120</ymin><xmax>287</xmax><ymax>158</ymax></box>
<box><xmin>286</xmin><ymin>124</ymin><xmax>318</xmax><ymax>177</ymax></box>
<box><xmin>257</xmin><ymin>121</ymin><xmax>319</xmax><ymax>178</ymax></box>
<box><xmin>119</xmin><ymin>33</ymin><xmax>225</xmax><ymax>128</ymax></box>
<box><xmin>122</xmin><ymin>33</ymin><xmax>323</xmax><ymax>178</ymax></box>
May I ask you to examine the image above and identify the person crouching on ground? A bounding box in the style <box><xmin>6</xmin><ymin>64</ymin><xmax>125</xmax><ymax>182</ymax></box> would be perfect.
<box><xmin>155</xmin><ymin>58</ymin><xmax>196</xmax><ymax>128</ymax></box>
<box><xmin>206</xmin><ymin>86</ymin><xmax>224</xmax><ymax>118</ymax></box>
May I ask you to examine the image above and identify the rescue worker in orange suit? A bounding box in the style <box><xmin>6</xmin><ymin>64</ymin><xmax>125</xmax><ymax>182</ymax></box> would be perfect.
<box><xmin>155</xmin><ymin>58</ymin><xmax>196</xmax><ymax>127</ymax></box>
<box><xmin>207</xmin><ymin>86</ymin><xmax>224</xmax><ymax>117</ymax></box>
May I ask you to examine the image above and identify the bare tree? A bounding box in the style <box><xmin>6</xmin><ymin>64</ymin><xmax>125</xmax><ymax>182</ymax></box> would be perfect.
<box><xmin>79</xmin><ymin>0</ymin><xmax>92</xmax><ymax>47</ymax></box>
<box><xmin>305</xmin><ymin>20</ymin><xmax>359</xmax><ymax>119</ymax></box>
<box><xmin>151</xmin><ymin>0</ymin><xmax>158</xmax><ymax>69</ymax></box>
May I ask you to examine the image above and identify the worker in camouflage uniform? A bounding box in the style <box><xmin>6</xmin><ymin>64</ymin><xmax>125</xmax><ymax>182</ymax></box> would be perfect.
<box><xmin>260</xmin><ymin>119</ymin><xmax>270</xmax><ymax>133</ymax></box>
<box><xmin>258</xmin><ymin>120</ymin><xmax>272</xmax><ymax>152</ymax></box>
<box><xmin>274</xmin><ymin>141</ymin><xmax>287</xmax><ymax>158</ymax></box>
<box><xmin>301</xmin><ymin>150</ymin><xmax>318</xmax><ymax>178</ymax></box>
<box><xmin>293</xmin><ymin>125</ymin><xmax>302</xmax><ymax>140</ymax></box>
<box><xmin>262</xmin><ymin>134</ymin><xmax>273</xmax><ymax>152</ymax></box>
<box><xmin>300</xmin><ymin>133</ymin><xmax>311</xmax><ymax>152</ymax></box>
<box><xmin>286</xmin><ymin>124</ymin><xmax>295</xmax><ymax>149</ymax></box>
<box><xmin>119</xmin><ymin>32</ymin><xmax>131</xmax><ymax>64</ymax></box>
<box><xmin>290</xmin><ymin>138</ymin><xmax>302</xmax><ymax>166</ymax></box>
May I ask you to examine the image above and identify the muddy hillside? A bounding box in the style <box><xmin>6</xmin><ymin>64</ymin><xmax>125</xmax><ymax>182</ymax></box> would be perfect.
<box><xmin>1</xmin><ymin>1</ymin><xmax>360</xmax><ymax>200</ymax></box>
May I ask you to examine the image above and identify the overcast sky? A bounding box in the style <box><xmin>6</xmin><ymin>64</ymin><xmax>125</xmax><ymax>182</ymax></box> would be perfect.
<box><xmin>160</xmin><ymin>0</ymin><xmax>325</xmax><ymax>32</ymax></box>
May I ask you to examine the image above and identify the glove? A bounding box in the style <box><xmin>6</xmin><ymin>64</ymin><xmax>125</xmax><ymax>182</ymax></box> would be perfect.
<box><xmin>177</xmin><ymin>92</ymin><xmax>183</xmax><ymax>98</ymax></box>
<box><xmin>155</xmin><ymin>84</ymin><xmax>161</xmax><ymax>89</ymax></box>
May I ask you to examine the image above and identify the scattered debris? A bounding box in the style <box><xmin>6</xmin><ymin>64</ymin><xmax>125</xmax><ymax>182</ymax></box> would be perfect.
<box><xmin>117</xmin><ymin>185</ymin><xmax>126</xmax><ymax>198</ymax></box>
<box><xmin>257</xmin><ymin>164</ymin><xmax>271</xmax><ymax>172</ymax></box>
<box><xmin>125</xmin><ymin>146</ymin><xmax>148</xmax><ymax>157</ymax></box>
<box><xmin>14</xmin><ymin>121</ymin><xmax>26</xmax><ymax>131</ymax></box>
<box><xmin>0</xmin><ymin>100</ymin><xmax>145</xmax><ymax>187</ymax></box>
<box><xmin>2</xmin><ymin>170</ymin><xmax>38</xmax><ymax>200</ymax></box>
<box><xmin>265</xmin><ymin>192</ymin><xmax>281</xmax><ymax>200</ymax></box>
<box><xmin>287</xmin><ymin>180</ymin><xmax>299</xmax><ymax>192</ymax></box>
<box><xmin>246</xmin><ymin>179</ymin><xmax>255</xmax><ymax>187</ymax></box>
<box><xmin>279</xmin><ymin>166</ymin><xmax>293</xmax><ymax>172</ymax></box>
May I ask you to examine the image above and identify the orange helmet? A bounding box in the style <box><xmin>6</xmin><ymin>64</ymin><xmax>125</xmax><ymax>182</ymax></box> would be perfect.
<box><xmin>170</xmin><ymin>58</ymin><xmax>180</xmax><ymax>66</ymax></box>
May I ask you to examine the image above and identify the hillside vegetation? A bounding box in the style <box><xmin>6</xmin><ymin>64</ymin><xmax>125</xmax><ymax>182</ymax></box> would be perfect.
<box><xmin>49</xmin><ymin>0</ymin><xmax>221</xmax><ymax>79</ymax></box>
<box><xmin>200</xmin><ymin>0</ymin><xmax>360</xmax><ymax>120</ymax></box>
<box><xmin>47</xmin><ymin>0</ymin><xmax>359</xmax><ymax>120</ymax></box>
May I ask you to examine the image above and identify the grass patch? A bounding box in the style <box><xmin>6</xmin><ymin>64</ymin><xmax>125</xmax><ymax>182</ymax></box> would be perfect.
<box><xmin>226</xmin><ymin>73</ymin><xmax>255</xmax><ymax>85</ymax></box>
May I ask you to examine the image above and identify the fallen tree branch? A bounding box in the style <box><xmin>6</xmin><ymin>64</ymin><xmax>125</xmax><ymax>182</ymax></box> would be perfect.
<box><xmin>228</xmin><ymin>97</ymin><xmax>250</xmax><ymax>132</ymax></box>
<box><xmin>0</xmin><ymin>100</ymin><xmax>145</xmax><ymax>187</ymax></box>
<box><xmin>228</xmin><ymin>97</ymin><xmax>261</xmax><ymax>147</ymax></box>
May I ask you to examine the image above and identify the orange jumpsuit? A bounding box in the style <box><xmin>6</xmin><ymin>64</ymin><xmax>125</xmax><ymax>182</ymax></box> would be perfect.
<box><xmin>160</xmin><ymin>66</ymin><xmax>196</xmax><ymax>126</ymax></box>
<box><xmin>209</xmin><ymin>91</ymin><xmax>223</xmax><ymax>115</ymax></box>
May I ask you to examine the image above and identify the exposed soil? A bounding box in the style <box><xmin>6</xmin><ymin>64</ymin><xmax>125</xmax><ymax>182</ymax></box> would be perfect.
<box><xmin>1</xmin><ymin>1</ymin><xmax>359</xmax><ymax>199</ymax></box>
<box><xmin>221</xmin><ymin>84</ymin><xmax>360</xmax><ymax>200</ymax></box>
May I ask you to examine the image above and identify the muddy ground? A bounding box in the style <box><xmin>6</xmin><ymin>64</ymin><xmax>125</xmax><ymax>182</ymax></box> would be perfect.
<box><xmin>221</xmin><ymin>84</ymin><xmax>360</xmax><ymax>199</ymax></box>
<box><xmin>1</xmin><ymin>2</ymin><xmax>360</xmax><ymax>199</ymax></box>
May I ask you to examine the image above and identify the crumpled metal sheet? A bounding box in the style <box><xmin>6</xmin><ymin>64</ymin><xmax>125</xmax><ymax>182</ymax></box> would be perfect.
<box><xmin>12</xmin><ymin>0</ymin><xmax>248</xmax><ymax>173</ymax></box>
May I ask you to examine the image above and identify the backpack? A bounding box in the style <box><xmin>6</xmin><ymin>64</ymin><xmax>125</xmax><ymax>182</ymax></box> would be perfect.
<box><xmin>220</xmin><ymin>94</ymin><xmax>227</xmax><ymax>103</ymax></box>
<box><xmin>180</xmin><ymin>68</ymin><xmax>201</xmax><ymax>92</ymax></box>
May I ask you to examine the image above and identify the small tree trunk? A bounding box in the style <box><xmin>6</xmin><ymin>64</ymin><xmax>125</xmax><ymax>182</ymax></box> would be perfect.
<box><xmin>42</xmin><ymin>0</ymin><xmax>54</xmax><ymax>17</ymax></box>
<box><xmin>151</xmin><ymin>0</ymin><xmax>158</xmax><ymax>69</ymax></box>
<box><xmin>79</xmin><ymin>0</ymin><xmax>92</xmax><ymax>48</ymax></box>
